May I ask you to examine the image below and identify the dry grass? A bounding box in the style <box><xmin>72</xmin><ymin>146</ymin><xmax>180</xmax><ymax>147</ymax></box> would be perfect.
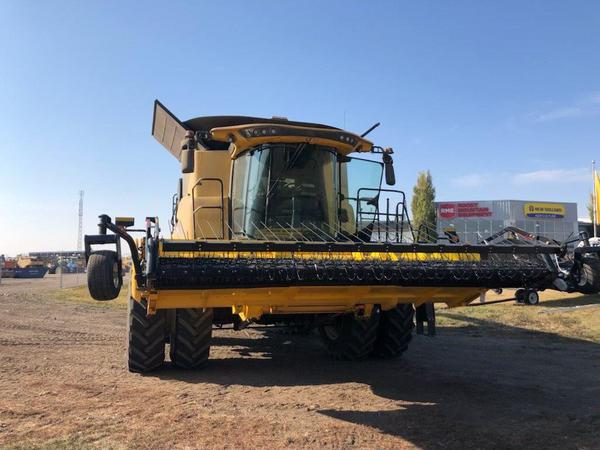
<box><xmin>437</xmin><ymin>289</ymin><xmax>600</xmax><ymax>343</ymax></box>
<box><xmin>47</xmin><ymin>284</ymin><xmax>129</xmax><ymax>310</ymax></box>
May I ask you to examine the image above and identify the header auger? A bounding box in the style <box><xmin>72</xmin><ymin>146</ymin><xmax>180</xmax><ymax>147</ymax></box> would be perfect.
<box><xmin>84</xmin><ymin>100</ymin><xmax>600</xmax><ymax>372</ymax></box>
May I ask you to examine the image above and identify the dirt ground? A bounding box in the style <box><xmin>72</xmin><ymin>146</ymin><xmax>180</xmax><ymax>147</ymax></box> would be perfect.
<box><xmin>1</xmin><ymin>276</ymin><xmax>599</xmax><ymax>449</ymax></box>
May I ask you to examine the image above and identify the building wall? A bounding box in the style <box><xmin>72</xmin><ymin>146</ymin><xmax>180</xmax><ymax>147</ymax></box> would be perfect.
<box><xmin>435</xmin><ymin>200</ymin><xmax>578</xmax><ymax>243</ymax></box>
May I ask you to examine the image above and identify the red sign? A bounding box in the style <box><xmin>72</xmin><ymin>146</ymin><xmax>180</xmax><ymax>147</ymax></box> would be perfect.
<box><xmin>438</xmin><ymin>202</ymin><xmax>492</xmax><ymax>219</ymax></box>
<box><xmin>438</xmin><ymin>203</ymin><xmax>456</xmax><ymax>219</ymax></box>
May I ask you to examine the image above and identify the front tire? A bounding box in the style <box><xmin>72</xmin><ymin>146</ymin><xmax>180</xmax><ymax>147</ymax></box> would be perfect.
<box><xmin>87</xmin><ymin>250</ymin><xmax>122</xmax><ymax>300</ymax></box>
<box><xmin>128</xmin><ymin>298</ymin><xmax>166</xmax><ymax>373</ymax></box>
<box><xmin>374</xmin><ymin>304</ymin><xmax>414</xmax><ymax>358</ymax></box>
<box><xmin>318</xmin><ymin>310</ymin><xmax>379</xmax><ymax>360</ymax></box>
<box><xmin>169</xmin><ymin>308</ymin><xmax>213</xmax><ymax>369</ymax></box>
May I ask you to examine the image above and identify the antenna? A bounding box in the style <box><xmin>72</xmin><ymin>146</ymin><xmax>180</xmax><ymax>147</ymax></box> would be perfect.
<box><xmin>77</xmin><ymin>190</ymin><xmax>84</xmax><ymax>251</ymax></box>
<box><xmin>361</xmin><ymin>122</ymin><xmax>380</xmax><ymax>138</ymax></box>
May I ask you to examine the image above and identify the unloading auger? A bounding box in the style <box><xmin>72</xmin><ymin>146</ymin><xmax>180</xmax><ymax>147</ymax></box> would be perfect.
<box><xmin>84</xmin><ymin>100</ymin><xmax>600</xmax><ymax>372</ymax></box>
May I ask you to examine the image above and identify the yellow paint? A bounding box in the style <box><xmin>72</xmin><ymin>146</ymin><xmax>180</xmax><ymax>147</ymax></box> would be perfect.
<box><xmin>158</xmin><ymin>249</ymin><xmax>480</xmax><ymax>262</ymax></box>
<box><xmin>130</xmin><ymin>277</ymin><xmax>484</xmax><ymax>318</ymax></box>
<box><xmin>595</xmin><ymin>171</ymin><xmax>600</xmax><ymax>223</ymax></box>
<box><xmin>209</xmin><ymin>123</ymin><xmax>373</xmax><ymax>158</ymax></box>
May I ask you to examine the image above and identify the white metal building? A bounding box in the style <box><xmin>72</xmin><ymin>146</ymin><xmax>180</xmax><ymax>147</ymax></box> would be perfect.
<box><xmin>435</xmin><ymin>200</ymin><xmax>578</xmax><ymax>244</ymax></box>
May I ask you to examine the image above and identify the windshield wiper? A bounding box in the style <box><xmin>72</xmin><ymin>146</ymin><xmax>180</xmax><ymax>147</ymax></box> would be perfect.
<box><xmin>265</xmin><ymin>143</ymin><xmax>308</xmax><ymax>199</ymax></box>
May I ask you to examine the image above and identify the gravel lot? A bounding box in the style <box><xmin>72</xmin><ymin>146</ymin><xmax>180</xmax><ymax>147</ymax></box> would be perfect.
<box><xmin>1</xmin><ymin>276</ymin><xmax>599</xmax><ymax>449</ymax></box>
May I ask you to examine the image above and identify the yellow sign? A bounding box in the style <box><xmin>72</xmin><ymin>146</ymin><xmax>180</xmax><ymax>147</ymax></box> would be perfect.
<box><xmin>595</xmin><ymin>171</ymin><xmax>600</xmax><ymax>223</ymax></box>
<box><xmin>523</xmin><ymin>202</ymin><xmax>565</xmax><ymax>218</ymax></box>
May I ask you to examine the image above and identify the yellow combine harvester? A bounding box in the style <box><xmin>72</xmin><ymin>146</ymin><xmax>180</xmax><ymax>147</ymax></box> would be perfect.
<box><xmin>85</xmin><ymin>100</ymin><xmax>599</xmax><ymax>372</ymax></box>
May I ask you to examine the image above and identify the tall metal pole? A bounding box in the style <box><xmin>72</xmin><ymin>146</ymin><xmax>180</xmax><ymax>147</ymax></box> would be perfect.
<box><xmin>77</xmin><ymin>190</ymin><xmax>84</xmax><ymax>284</ymax></box>
<box><xmin>593</xmin><ymin>161</ymin><xmax>597</xmax><ymax>238</ymax></box>
<box><xmin>77</xmin><ymin>190</ymin><xmax>84</xmax><ymax>252</ymax></box>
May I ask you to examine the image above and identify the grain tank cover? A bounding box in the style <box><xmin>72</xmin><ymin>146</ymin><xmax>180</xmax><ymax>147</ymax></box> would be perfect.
<box><xmin>151</xmin><ymin>100</ymin><xmax>190</xmax><ymax>160</ymax></box>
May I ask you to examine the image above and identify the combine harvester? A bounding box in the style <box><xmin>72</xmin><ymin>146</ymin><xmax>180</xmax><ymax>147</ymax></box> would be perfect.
<box><xmin>84</xmin><ymin>101</ymin><xmax>600</xmax><ymax>372</ymax></box>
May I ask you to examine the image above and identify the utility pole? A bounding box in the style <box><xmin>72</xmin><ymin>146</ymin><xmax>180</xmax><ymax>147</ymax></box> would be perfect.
<box><xmin>76</xmin><ymin>190</ymin><xmax>84</xmax><ymax>285</ymax></box>
<box><xmin>77</xmin><ymin>190</ymin><xmax>84</xmax><ymax>251</ymax></box>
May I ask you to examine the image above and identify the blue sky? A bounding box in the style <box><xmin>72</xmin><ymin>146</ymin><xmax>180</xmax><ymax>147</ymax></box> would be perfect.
<box><xmin>1</xmin><ymin>1</ymin><xmax>599</xmax><ymax>255</ymax></box>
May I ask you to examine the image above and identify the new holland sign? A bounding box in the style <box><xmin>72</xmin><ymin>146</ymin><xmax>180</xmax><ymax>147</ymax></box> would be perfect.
<box><xmin>523</xmin><ymin>202</ymin><xmax>565</xmax><ymax>219</ymax></box>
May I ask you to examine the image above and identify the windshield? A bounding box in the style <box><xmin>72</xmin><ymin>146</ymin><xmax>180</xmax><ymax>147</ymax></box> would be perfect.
<box><xmin>231</xmin><ymin>143</ymin><xmax>339</xmax><ymax>239</ymax></box>
<box><xmin>231</xmin><ymin>144</ymin><xmax>383</xmax><ymax>240</ymax></box>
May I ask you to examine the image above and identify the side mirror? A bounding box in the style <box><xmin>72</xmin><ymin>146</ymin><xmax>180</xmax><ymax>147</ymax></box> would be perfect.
<box><xmin>180</xmin><ymin>149</ymin><xmax>194</xmax><ymax>173</ymax></box>
<box><xmin>382</xmin><ymin>151</ymin><xmax>395</xmax><ymax>186</ymax></box>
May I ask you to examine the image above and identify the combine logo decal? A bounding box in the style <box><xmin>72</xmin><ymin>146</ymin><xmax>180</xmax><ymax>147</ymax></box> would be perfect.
<box><xmin>524</xmin><ymin>202</ymin><xmax>565</xmax><ymax>219</ymax></box>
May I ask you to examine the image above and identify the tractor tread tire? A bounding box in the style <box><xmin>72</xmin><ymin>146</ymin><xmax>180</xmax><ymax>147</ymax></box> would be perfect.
<box><xmin>170</xmin><ymin>308</ymin><xmax>213</xmax><ymax>369</ymax></box>
<box><xmin>577</xmin><ymin>257</ymin><xmax>600</xmax><ymax>294</ymax></box>
<box><xmin>374</xmin><ymin>304</ymin><xmax>414</xmax><ymax>358</ymax></box>
<box><xmin>128</xmin><ymin>298</ymin><xmax>166</xmax><ymax>373</ymax></box>
<box><xmin>87</xmin><ymin>250</ymin><xmax>121</xmax><ymax>301</ymax></box>
<box><xmin>318</xmin><ymin>312</ymin><xmax>379</xmax><ymax>361</ymax></box>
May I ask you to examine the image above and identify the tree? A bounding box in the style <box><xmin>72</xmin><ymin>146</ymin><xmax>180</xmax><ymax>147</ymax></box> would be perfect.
<box><xmin>411</xmin><ymin>171</ymin><xmax>436</xmax><ymax>242</ymax></box>
<box><xmin>589</xmin><ymin>192</ymin><xmax>595</xmax><ymax>224</ymax></box>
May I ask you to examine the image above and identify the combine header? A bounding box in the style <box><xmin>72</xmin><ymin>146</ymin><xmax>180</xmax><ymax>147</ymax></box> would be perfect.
<box><xmin>85</xmin><ymin>100</ymin><xmax>600</xmax><ymax>372</ymax></box>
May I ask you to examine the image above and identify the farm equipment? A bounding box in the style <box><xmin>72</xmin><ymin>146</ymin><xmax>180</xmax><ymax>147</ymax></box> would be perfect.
<box><xmin>85</xmin><ymin>100</ymin><xmax>600</xmax><ymax>372</ymax></box>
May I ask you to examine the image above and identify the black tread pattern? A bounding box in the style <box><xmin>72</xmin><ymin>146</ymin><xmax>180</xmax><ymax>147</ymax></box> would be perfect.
<box><xmin>128</xmin><ymin>298</ymin><xmax>166</xmax><ymax>373</ymax></box>
<box><xmin>87</xmin><ymin>250</ymin><xmax>121</xmax><ymax>301</ymax></box>
<box><xmin>170</xmin><ymin>308</ymin><xmax>213</xmax><ymax>369</ymax></box>
<box><xmin>318</xmin><ymin>312</ymin><xmax>379</xmax><ymax>361</ymax></box>
<box><xmin>577</xmin><ymin>257</ymin><xmax>600</xmax><ymax>294</ymax></box>
<box><xmin>374</xmin><ymin>304</ymin><xmax>414</xmax><ymax>358</ymax></box>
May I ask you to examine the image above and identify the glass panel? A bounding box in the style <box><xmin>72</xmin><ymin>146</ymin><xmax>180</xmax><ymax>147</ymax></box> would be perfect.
<box><xmin>231</xmin><ymin>143</ymin><xmax>339</xmax><ymax>240</ymax></box>
<box><xmin>339</xmin><ymin>157</ymin><xmax>383</xmax><ymax>234</ymax></box>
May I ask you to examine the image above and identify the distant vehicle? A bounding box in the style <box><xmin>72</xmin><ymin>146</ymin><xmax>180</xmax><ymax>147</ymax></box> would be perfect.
<box><xmin>1</xmin><ymin>256</ymin><xmax>48</xmax><ymax>278</ymax></box>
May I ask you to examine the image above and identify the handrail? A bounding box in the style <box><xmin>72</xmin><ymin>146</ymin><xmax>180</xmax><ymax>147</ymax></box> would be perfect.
<box><xmin>191</xmin><ymin>177</ymin><xmax>225</xmax><ymax>239</ymax></box>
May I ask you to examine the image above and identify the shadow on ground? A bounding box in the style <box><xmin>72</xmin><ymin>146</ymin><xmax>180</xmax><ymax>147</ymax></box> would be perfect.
<box><xmin>540</xmin><ymin>293</ymin><xmax>600</xmax><ymax>308</ymax></box>
<box><xmin>153</xmin><ymin>316</ymin><xmax>600</xmax><ymax>449</ymax></box>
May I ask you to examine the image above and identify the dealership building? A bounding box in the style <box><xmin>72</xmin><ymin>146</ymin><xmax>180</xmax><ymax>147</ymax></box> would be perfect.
<box><xmin>435</xmin><ymin>200</ymin><xmax>578</xmax><ymax>244</ymax></box>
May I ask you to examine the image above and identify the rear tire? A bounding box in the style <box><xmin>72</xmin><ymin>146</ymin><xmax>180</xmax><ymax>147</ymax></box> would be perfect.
<box><xmin>374</xmin><ymin>304</ymin><xmax>414</xmax><ymax>358</ymax></box>
<box><xmin>170</xmin><ymin>308</ymin><xmax>213</xmax><ymax>369</ymax></box>
<box><xmin>87</xmin><ymin>250</ymin><xmax>121</xmax><ymax>300</ymax></box>
<box><xmin>318</xmin><ymin>310</ymin><xmax>379</xmax><ymax>360</ymax></box>
<box><xmin>576</xmin><ymin>257</ymin><xmax>600</xmax><ymax>294</ymax></box>
<box><xmin>128</xmin><ymin>298</ymin><xmax>166</xmax><ymax>373</ymax></box>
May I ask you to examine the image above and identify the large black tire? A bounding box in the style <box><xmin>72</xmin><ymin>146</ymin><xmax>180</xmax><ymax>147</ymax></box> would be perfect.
<box><xmin>87</xmin><ymin>250</ymin><xmax>121</xmax><ymax>301</ymax></box>
<box><xmin>318</xmin><ymin>310</ymin><xmax>380</xmax><ymax>360</ymax></box>
<box><xmin>576</xmin><ymin>257</ymin><xmax>600</xmax><ymax>294</ymax></box>
<box><xmin>169</xmin><ymin>308</ymin><xmax>213</xmax><ymax>369</ymax></box>
<box><xmin>374</xmin><ymin>304</ymin><xmax>414</xmax><ymax>358</ymax></box>
<box><xmin>128</xmin><ymin>298</ymin><xmax>166</xmax><ymax>373</ymax></box>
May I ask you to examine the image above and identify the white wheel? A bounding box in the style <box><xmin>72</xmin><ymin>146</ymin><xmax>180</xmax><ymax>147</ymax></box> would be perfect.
<box><xmin>524</xmin><ymin>290</ymin><xmax>539</xmax><ymax>305</ymax></box>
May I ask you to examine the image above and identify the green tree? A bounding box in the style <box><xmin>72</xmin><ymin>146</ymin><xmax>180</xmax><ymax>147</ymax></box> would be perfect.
<box><xmin>589</xmin><ymin>192</ymin><xmax>595</xmax><ymax>223</ymax></box>
<box><xmin>411</xmin><ymin>171</ymin><xmax>436</xmax><ymax>242</ymax></box>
